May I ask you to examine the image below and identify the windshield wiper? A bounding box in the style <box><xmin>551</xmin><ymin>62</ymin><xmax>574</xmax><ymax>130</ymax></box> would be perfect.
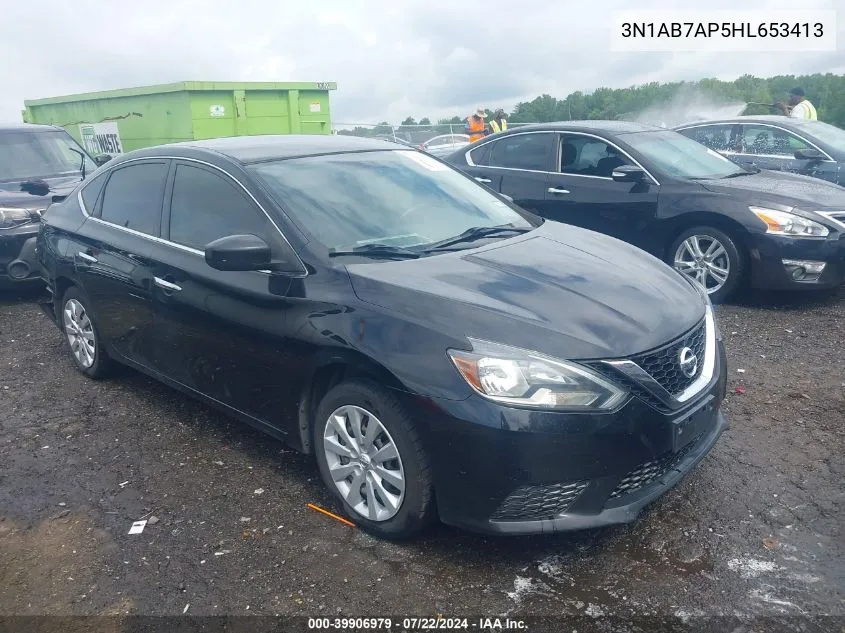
<box><xmin>721</xmin><ymin>170</ymin><xmax>758</xmax><ymax>178</ymax></box>
<box><xmin>422</xmin><ymin>225</ymin><xmax>531</xmax><ymax>252</ymax></box>
<box><xmin>69</xmin><ymin>147</ymin><xmax>87</xmax><ymax>180</ymax></box>
<box><xmin>328</xmin><ymin>244</ymin><xmax>421</xmax><ymax>259</ymax></box>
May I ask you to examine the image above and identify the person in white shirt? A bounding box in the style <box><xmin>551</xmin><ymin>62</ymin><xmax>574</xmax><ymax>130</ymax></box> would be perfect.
<box><xmin>776</xmin><ymin>88</ymin><xmax>818</xmax><ymax>120</ymax></box>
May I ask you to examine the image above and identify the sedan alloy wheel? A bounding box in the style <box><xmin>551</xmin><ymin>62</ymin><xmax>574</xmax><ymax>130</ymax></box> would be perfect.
<box><xmin>674</xmin><ymin>234</ymin><xmax>731</xmax><ymax>294</ymax></box>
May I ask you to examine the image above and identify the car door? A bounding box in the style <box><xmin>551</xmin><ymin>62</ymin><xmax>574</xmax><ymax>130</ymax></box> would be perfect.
<box><xmin>72</xmin><ymin>160</ymin><xmax>168</xmax><ymax>368</ymax></box>
<box><xmin>542</xmin><ymin>133</ymin><xmax>659</xmax><ymax>248</ymax></box>
<box><xmin>147</xmin><ymin>160</ymin><xmax>300</xmax><ymax>430</ymax></box>
<box><xmin>471</xmin><ymin>132</ymin><xmax>556</xmax><ymax>214</ymax></box>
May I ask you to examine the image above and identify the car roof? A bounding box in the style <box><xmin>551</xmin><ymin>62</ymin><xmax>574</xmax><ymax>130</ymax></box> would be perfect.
<box><xmin>0</xmin><ymin>122</ymin><xmax>63</xmax><ymax>133</ymax></box>
<box><xmin>146</xmin><ymin>134</ymin><xmax>402</xmax><ymax>164</ymax></box>
<box><xmin>675</xmin><ymin>115</ymin><xmax>812</xmax><ymax>128</ymax></box>
<box><xmin>503</xmin><ymin>120</ymin><xmax>664</xmax><ymax>134</ymax></box>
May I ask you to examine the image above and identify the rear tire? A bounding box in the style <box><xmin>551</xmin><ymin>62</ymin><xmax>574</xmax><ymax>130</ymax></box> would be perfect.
<box><xmin>314</xmin><ymin>379</ymin><xmax>435</xmax><ymax>540</ymax></box>
<box><xmin>668</xmin><ymin>226</ymin><xmax>744</xmax><ymax>303</ymax></box>
<box><xmin>60</xmin><ymin>286</ymin><xmax>114</xmax><ymax>379</ymax></box>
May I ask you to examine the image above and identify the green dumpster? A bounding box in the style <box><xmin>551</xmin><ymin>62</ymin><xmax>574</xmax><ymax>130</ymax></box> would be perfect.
<box><xmin>23</xmin><ymin>81</ymin><xmax>337</xmax><ymax>156</ymax></box>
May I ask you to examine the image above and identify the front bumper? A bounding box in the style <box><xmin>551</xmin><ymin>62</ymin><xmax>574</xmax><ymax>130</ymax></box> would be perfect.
<box><xmin>409</xmin><ymin>342</ymin><xmax>728</xmax><ymax>535</ymax></box>
<box><xmin>748</xmin><ymin>232</ymin><xmax>845</xmax><ymax>290</ymax></box>
<box><xmin>0</xmin><ymin>229</ymin><xmax>40</xmax><ymax>288</ymax></box>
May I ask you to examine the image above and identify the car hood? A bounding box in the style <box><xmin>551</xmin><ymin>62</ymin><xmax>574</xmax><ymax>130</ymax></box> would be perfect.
<box><xmin>694</xmin><ymin>169</ymin><xmax>845</xmax><ymax>212</ymax></box>
<box><xmin>0</xmin><ymin>175</ymin><xmax>80</xmax><ymax>210</ymax></box>
<box><xmin>348</xmin><ymin>223</ymin><xmax>705</xmax><ymax>360</ymax></box>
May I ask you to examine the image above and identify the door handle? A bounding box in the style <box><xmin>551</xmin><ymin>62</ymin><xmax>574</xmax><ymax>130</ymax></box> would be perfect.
<box><xmin>474</xmin><ymin>177</ymin><xmax>492</xmax><ymax>183</ymax></box>
<box><xmin>547</xmin><ymin>187</ymin><xmax>570</xmax><ymax>194</ymax></box>
<box><xmin>76</xmin><ymin>251</ymin><xmax>97</xmax><ymax>263</ymax></box>
<box><xmin>154</xmin><ymin>276</ymin><xmax>182</xmax><ymax>292</ymax></box>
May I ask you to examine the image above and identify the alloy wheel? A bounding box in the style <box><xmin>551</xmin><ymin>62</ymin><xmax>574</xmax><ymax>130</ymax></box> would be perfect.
<box><xmin>673</xmin><ymin>234</ymin><xmax>731</xmax><ymax>294</ymax></box>
<box><xmin>63</xmin><ymin>298</ymin><xmax>96</xmax><ymax>368</ymax></box>
<box><xmin>322</xmin><ymin>405</ymin><xmax>406</xmax><ymax>522</ymax></box>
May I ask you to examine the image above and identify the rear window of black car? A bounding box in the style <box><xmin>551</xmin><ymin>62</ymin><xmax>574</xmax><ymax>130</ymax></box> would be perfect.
<box><xmin>99</xmin><ymin>162</ymin><xmax>168</xmax><ymax>236</ymax></box>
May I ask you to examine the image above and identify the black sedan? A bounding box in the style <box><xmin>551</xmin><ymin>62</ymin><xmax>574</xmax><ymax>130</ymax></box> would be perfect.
<box><xmin>0</xmin><ymin>124</ymin><xmax>102</xmax><ymax>288</ymax></box>
<box><xmin>34</xmin><ymin>135</ymin><xmax>727</xmax><ymax>538</ymax></box>
<box><xmin>444</xmin><ymin>121</ymin><xmax>845</xmax><ymax>302</ymax></box>
<box><xmin>675</xmin><ymin>115</ymin><xmax>845</xmax><ymax>186</ymax></box>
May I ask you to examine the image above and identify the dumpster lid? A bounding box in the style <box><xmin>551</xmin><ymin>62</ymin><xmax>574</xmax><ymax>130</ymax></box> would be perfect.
<box><xmin>25</xmin><ymin>81</ymin><xmax>337</xmax><ymax>106</ymax></box>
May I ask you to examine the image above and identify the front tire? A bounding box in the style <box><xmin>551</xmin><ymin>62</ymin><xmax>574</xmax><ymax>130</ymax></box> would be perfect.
<box><xmin>668</xmin><ymin>226</ymin><xmax>744</xmax><ymax>303</ymax></box>
<box><xmin>60</xmin><ymin>287</ymin><xmax>114</xmax><ymax>378</ymax></box>
<box><xmin>314</xmin><ymin>380</ymin><xmax>435</xmax><ymax>540</ymax></box>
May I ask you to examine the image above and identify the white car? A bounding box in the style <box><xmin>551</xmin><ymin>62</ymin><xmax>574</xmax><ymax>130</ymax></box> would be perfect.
<box><xmin>419</xmin><ymin>134</ymin><xmax>470</xmax><ymax>157</ymax></box>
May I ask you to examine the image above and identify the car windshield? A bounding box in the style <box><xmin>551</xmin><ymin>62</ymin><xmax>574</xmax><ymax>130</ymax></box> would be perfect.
<box><xmin>0</xmin><ymin>130</ymin><xmax>95</xmax><ymax>183</ymax></box>
<box><xmin>622</xmin><ymin>130</ymin><xmax>747</xmax><ymax>180</ymax></box>
<box><xmin>797</xmin><ymin>120</ymin><xmax>845</xmax><ymax>154</ymax></box>
<box><xmin>251</xmin><ymin>150</ymin><xmax>536</xmax><ymax>253</ymax></box>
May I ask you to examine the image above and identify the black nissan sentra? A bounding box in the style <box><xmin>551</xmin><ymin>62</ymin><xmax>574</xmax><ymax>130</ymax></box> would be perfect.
<box><xmin>34</xmin><ymin>135</ymin><xmax>728</xmax><ymax>539</ymax></box>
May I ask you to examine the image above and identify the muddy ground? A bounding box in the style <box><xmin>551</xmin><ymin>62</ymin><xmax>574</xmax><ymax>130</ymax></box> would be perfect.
<box><xmin>0</xmin><ymin>287</ymin><xmax>843</xmax><ymax>629</ymax></box>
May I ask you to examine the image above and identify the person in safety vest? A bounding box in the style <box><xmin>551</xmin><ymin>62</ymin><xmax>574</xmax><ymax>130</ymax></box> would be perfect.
<box><xmin>776</xmin><ymin>87</ymin><xmax>817</xmax><ymax>120</ymax></box>
<box><xmin>489</xmin><ymin>109</ymin><xmax>508</xmax><ymax>134</ymax></box>
<box><xmin>465</xmin><ymin>108</ymin><xmax>487</xmax><ymax>142</ymax></box>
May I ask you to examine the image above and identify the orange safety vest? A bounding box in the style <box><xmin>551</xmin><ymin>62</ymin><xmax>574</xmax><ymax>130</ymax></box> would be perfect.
<box><xmin>467</xmin><ymin>116</ymin><xmax>486</xmax><ymax>142</ymax></box>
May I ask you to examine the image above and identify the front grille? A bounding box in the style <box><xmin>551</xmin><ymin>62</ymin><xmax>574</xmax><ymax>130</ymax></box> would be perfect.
<box><xmin>584</xmin><ymin>319</ymin><xmax>708</xmax><ymax>413</ymax></box>
<box><xmin>491</xmin><ymin>481</ymin><xmax>588</xmax><ymax>521</ymax></box>
<box><xmin>630</xmin><ymin>320</ymin><xmax>706</xmax><ymax>396</ymax></box>
<box><xmin>608</xmin><ymin>435</ymin><xmax>702</xmax><ymax>500</ymax></box>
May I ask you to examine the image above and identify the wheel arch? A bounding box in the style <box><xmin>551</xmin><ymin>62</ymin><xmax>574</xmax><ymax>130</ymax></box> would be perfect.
<box><xmin>663</xmin><ymin>212</ymin><xmax>750</xmax><ymax>261</ymax></box>
<box><xmin>52</xmin><ymin>275</ymin><xmax>77</xmax><ymax>321</ymax></box>
<box><xmin>296</xmin><ymin>349</ymin><xmax>410</xmax><ymax>455</ymax></box>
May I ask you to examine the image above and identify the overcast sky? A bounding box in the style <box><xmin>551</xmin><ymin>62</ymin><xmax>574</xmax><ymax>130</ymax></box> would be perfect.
<box><xmin>1</xmin><ymin>0</ymin><xmax>842</xmax><ymax>126</ymax></box>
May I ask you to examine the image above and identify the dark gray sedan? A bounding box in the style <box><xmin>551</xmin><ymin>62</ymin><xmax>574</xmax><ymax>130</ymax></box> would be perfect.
<box><xmin>675</xmin><ymin>116</ymin><xmax>845</xmax><ymax>186</ymax></box>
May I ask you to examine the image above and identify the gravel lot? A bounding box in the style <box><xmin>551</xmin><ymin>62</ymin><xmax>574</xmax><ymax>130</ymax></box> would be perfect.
<box><xmin>1</xmin><ymin>286</ymin><xmax>843</xmax><ymax>628</ymax></box>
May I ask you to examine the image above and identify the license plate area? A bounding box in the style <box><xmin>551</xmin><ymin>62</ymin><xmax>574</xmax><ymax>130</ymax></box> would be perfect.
<box><xmin>671</xmin><ymin>399</ymin><xmax>716</xmax><ymax>453</ymax></box>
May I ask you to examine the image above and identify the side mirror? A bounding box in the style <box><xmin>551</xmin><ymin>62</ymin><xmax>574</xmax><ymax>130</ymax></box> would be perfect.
<box><xmin>205</xmin><ymin>234</ymin><xmax>272</xmax><ymax>271</ymax></box>
<box><xmin>611</xmin><ymin>165</ymin><xmax>646</xmax><ymax>182</ymax></box>
<box><xmin>93</xmin><ymin>154</ymin><xmax>112</xmax><ymax>166</ymax></box>
<box><xmin>499</xmin><ymin>193</ymin><xmax>514</xmax><ymax>203</ymax></box>
<box><xmin>794</xmin><ymin>148</ymin><xmax>825</xmax><ymax>161</ymax></box>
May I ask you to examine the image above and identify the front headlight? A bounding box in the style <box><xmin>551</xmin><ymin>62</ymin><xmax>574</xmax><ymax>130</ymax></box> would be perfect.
<box><xmin>750</xmin><ymin>207</ymin><xmax>829</xmax><ymax>237</ymax></box>
<box><xmin>448</xmin><ymin>339</ymin><xmax>628</xmax><ymax>410</ymax></box>
<box><xmin>0</xmin><ymin>207</ymin><xmax>38</xmax><ymax>229</ymax></box>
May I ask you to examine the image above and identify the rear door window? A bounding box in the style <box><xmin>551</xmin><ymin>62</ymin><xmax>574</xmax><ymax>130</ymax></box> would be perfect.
<box><xmin>99</xmin><ymin>162</ymin><xmax>169</xmax><ymax>236</ymax></box>
<box><xmin>469</xmin><ymin>141</ymin><xmax>493</xmax><ymax>166</ymax></box>
<box><xmin>167</xmin><ymin>163</ymin><xmax>271</xmax><ymax>251</ymax></box>
<box><xmin>487</xmin><ymin>133</ymin><xmax>554</xmax><ymax>171</ymax></box>
<box><xmin>679</xmin><ymin>125</ymin><xmax>740</xmax><ymax>154</ymax></box>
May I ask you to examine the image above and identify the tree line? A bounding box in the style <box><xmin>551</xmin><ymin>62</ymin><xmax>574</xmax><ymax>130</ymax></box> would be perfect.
<box><xmin>338</xmin><ymin>73</ymin><xmax>845</xmax><ymax>137</ymax></box>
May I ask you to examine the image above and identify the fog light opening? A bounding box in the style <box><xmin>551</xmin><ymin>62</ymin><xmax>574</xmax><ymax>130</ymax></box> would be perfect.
<box><xmin>782</xmin><ymin>259</ymin><xmax>826</xmax><ymax>283</ymax></box>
